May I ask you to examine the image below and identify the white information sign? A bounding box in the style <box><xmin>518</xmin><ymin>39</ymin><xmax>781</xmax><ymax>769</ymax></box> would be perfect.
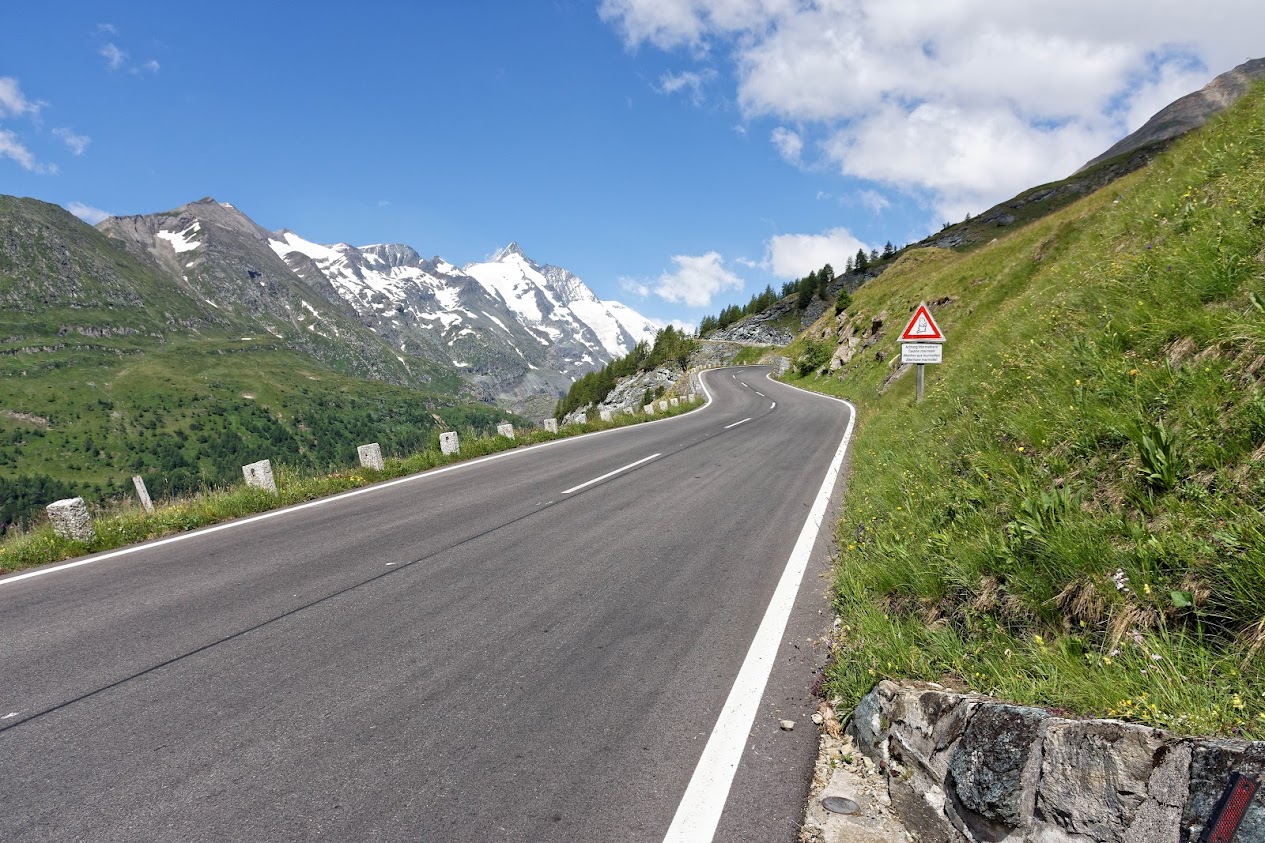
<box><xmin>901</xmin><ymin>342</ymin><xmax>943</xmax><ymax>365</ymax></box>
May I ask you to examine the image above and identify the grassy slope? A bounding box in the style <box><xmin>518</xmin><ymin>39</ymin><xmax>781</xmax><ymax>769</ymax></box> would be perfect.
<box><xmin>783</xmin><ymin>85</ymin><xmax>1265</xmax><ymax>738</ymax></box>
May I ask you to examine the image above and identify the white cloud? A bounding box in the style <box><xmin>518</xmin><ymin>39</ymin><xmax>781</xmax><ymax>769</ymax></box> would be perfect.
<box><xmin>0</xmin><ymin>128</ymin><xmax>55</xmax><ymax>174</ymax></box>
<box><xmin>95</xmin><ymin>23</ymin><xmax>118</xmax><ymax>36</ymax></box>
<box><xmin>600</xmin><ymin>1</ymin><xmax>1265</xmax><ymax>222</ymax></box>
<box><xmin>765</xmin><ymin>228</ymin><xmax>865</xmax><ymax>279</ymax></box>
<box><xmin>140</xmin><ymin>59</ymin><xmax>161</xmax><ymax>74</ymax></box>
<box><xmin>101</xmin><ymin>43</ymin><xmax>128</xmax><ymax>71</ymax></box>
<box><xmin>856</xmin><ymin>189</ymin><xmax>891</xmax><ymax>214</ymax></box>
<box><xmin>668</xmin><ymin>318</ymin><xmax>698</xmax><ymax>334</ymax></box>
<box><xmin>53</xmin><ymin>128</ymin><xmax>91</xmax><ymax>156</ymax></box>
<box><xmin>67</xmin><ymin>202</ymin><xmax>110</xmax><ymax>224</ymax></box>
<box><xmin>658</xmin><ymin>69</ymin><xmax>715</xmax><ymax>104</ymax></box>
<box><xmin>770</xmin><ymin>126</ymin><xmax>802</xmax><ymax>164</ymax></box>
<box><xmin>0</xmin><ymin>77</ymin><xmax>40</xmax><ymax>118</ymax></box>
<box><xmin>652</xmin><ymin>252</ymin><xmax>744</xmax><ymax>307</ymax></box>
<box><xmin>619</xmin><ymin>276</ymin><xmax>652</xmax><ymax>297</ymax></box>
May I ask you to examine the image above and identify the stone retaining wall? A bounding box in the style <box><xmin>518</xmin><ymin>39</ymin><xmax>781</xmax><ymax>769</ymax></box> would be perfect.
<box><xmin>847</xmin><ymin>680</ymin><xmax>1264</xmax><ymax>842</ymax></box>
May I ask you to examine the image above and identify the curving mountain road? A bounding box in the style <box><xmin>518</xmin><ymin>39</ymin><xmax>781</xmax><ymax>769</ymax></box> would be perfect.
<box><xmin>0</xmin><ymin>366</ymin><xmax>853</xmax><ymax>842</ymax></box>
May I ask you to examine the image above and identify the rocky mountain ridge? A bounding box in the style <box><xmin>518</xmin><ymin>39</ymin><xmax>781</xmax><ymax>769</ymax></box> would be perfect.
<box><xmin>1078</xmin><ymin>56</ymin><xmax>1265</xmax><ymax>173</ymax></box>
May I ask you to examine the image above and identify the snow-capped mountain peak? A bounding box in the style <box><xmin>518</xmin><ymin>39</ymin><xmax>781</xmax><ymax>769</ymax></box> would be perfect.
<box><xmin>266</xmin><ymin>231</ymin><xmax>659</xmax><ymax>405</ymax></box>
<box><xmin>462</xmin><ymin>243</ymin><xmax>657</xmax><ymax>359</ymax></box>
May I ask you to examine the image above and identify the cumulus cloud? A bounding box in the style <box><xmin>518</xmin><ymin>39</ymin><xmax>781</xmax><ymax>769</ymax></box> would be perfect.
<box><xmin>770</xmin><ymin>126</ymin><xmax>802</xmax><ymax>164</ymax></box>
<box><xmin>600</xmin><ymin>0</ymin><xmax>1265</xmax><ymax>223</ymax></box>
<box><xmin>765</xmin><ymin>228</ymin><xmax>866</xmax><ymax>279</ymax></box>
<box><xmin>652</xmin><ymin>252</ymin><xmax>744</xmax><ymax>307</ymax></box>
<box><xmin>668</xmin><ymin>318</ymin><xmax>698</xmax><ymax>334</ymax></box>
<box><xmin>67</xmin><ymin>202</ymin><xmax>111</xmax><ymax>224</ymax></box>
<box><xmin>53</xmin><ymin>128</ymin><xmax>91</xmax><ymax>156</ymax></box>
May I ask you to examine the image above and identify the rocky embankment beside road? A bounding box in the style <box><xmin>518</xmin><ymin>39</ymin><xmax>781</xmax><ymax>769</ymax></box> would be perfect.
<box><xmin>803</xmin><ymin>680</ymin><xmax>1265</xmax><ymax>842</ymax></box>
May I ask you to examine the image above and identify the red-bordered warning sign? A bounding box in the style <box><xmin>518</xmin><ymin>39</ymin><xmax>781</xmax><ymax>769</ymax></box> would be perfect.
<box><xmin>899</xmin><ymin>303</ymin><xmax>945</xmax><ymax>342</ymax></box>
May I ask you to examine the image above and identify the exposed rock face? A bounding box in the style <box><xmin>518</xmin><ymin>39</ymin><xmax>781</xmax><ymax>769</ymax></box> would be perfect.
<box><xmin>1078</xmin><ymin>57</ymin><xmax>1265</xmax><ymax>173</ymax></box>
<box><xmin>846</xmin><ymin>681</ymin><xmax>1265</xmax><ymax>843</ymax></box>
<box><xmin>946</xmin><ymin>704</ymin><xmax>1047</xmax><ymax>839</ymax></box>
<box><xmin>560</xmin><ymin>364</ymin><xmax>684</xmax><ymax>425</ymax></box>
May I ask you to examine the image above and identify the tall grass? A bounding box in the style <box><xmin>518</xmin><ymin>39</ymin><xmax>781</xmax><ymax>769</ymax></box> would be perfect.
<box><xmin>787</xmin><ymin>84</ymin><xmax>1265</xmax><ymax>738</ymax></box>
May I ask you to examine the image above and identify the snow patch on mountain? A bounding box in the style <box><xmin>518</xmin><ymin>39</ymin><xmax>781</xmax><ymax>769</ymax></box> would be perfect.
<box><xmin>157</xmin><ymin>221</ymin><xmax>202</xmax><ymax>253</ymax></box>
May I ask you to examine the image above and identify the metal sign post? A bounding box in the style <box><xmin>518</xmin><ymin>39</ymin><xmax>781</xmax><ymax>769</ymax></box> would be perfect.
<box><xmin>899</xmin><ymin>304</ymin><xmax>945</xmax><ymax>403</ymax></box>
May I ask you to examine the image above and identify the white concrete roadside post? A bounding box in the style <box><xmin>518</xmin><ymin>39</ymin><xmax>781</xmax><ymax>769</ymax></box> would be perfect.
<box><xmin>497</xmin><ymin>423</ymin><xmax>515</xmax><ymax>439</ymax></box>
<box><xmin>599</xmin><ymin>409</ymin><xmax>613</xmax><ymax>422</ymax></box>
<box><xmin>543</xmin><ymin>418</ymin><xmax>558</xmax><ymax>433</ymax></box>
<box><xmin>440</xmin><ymin>431</ymin><xmax>460</xmax><ymax>455</ymax></box>
<box><xmin>670</xmin><ymin>398</ymin><xmax>679</xmax><ymax>407</ymax></box>
<box><xmin>357</xmin><ymin>443</ymin><xmax>384</xmax><ymax>471</ymax></box>
<box><xmin>242</xmin><ymin>459</ymin><xmax>278</xmax><ymax>493</ymax></box>
<box><xmin>658</xmin><ymin>400</ymin><xmax>669</xmax><ymax>411</ymax></box>
<box><xmin>132</xmin><ymin>475</ymin><xmax>155</xmax><ymax>513</ymax></box>
<box><xmin>47</xmin><ymin>497</ymin><xmax>95</xmax><ymax>542</ymax></box>
<box><xmin>645</xmin><ymin>403</ymin><xmax>655</xmax><ymax>414</ymax></box>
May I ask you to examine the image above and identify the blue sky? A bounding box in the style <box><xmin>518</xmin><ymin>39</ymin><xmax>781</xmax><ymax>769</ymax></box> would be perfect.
<box><xmin>2</xmin><ymin>2</ymin><xmax>1261</xmax><ymax>328</ymax></box>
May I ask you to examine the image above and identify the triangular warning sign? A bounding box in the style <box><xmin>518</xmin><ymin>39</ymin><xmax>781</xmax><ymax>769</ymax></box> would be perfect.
<box><xmin>899</xmin><ymin>303</ymin><xmax>945</xmax><ymax>342</ymax></box>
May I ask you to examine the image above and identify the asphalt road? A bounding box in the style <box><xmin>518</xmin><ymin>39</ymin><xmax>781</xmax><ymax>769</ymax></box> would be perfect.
<box><xmin>0</xmin><ymin>366</ymin><xmax>853</xmax><ymax>842</ymax></box>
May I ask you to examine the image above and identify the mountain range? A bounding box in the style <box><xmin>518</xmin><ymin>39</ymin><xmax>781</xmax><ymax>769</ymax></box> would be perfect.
<box><xmin>95</xmin><ymin>198</ymin><xmax>658</xmax><ymax>409</ymax></box>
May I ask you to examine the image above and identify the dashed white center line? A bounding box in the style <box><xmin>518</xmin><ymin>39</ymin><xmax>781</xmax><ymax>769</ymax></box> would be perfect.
<box><xmin>723</xmin><ymin>418</ymin><xmax>752</xmax><ymax>430</ymax></box>
<box><xmin>770</xmin><ymin>402</ymin><xmax>776</xmax><ymax>409</ymax></box>
<box><xmin>562</xmin><ymin>453</ymin><xmax>660</xmax><ymax>494</ymax></box>
<box><xmin>754</xmin><ymin>391</ymin><xmax>765</xmax><ymax>397</ymax></box>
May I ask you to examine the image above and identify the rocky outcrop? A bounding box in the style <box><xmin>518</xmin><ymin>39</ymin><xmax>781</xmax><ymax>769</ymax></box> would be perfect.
<box><xmin>847</xmin><ymin>681</ymin><xmax>1264</xmax><ymax>843</ymax></box>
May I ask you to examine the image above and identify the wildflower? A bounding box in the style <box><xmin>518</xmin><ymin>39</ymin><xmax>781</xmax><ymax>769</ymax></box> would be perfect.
<box><xmin>1113</xmin><ymin>569</ymin><xmax>1130</xmax><ymax>593</ymax></box>
<box><xmin>1129</xmin><ymin>369</ymin><xmax>1139</xmax><ymax>376</ymax></box>
<box><xmin>1103</xmin><ymin>657</ymin><xmax>1114</xmax><ymax>666</ymax></box>
<box><xmin>1109</xmin><ymin>649</ymin><xmax>1120</xmax><ymax>657</ymax></box>
<box><xmin>1150</xmin><ymin>653</ymin><xmax>1162</xmax><ymax>661</ymax></box>
<box><xmin>1232</xmin><ymin>694</ymin><xmax>1245</xmax><ymax>711</ymax></box>
<box><xmin>1131</xmin><ymin>631</ymin><xmax>1144</xmax><ymax>646</ymax></box>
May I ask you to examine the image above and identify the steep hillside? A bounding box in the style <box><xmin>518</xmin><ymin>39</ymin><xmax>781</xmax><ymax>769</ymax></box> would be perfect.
<box><xmin>787</xmin><ymin>83</ymin><xmax>1265</xmax><ymax>737</ymax></box>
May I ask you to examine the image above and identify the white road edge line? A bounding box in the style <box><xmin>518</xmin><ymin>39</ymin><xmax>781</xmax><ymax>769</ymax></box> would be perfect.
<box><xmin>723</xmin><ymin>418</ymin><xmax>751</xmax><ymax>430</ymax></box>
<box><xmin>663</xmin><ymin>386</ymin><xmax>856</xmax><ymax>843</ymax></box>
<box><xmin>561</xmin><ymin>453</ymin><xmax>661</xmax><ymax>495</ymax></box>
<box><xmin>0</xmin><ymin>377</ymin><xmax>720</xmax><ymax>589</ymax></box>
